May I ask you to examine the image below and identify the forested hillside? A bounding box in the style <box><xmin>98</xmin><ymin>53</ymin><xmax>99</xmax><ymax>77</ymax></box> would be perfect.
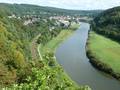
<box><xmin>91</xmin><ymin>6</ymin><xmax>120</xmax><ymax>42</ymax></box>
<box><xmin>0</xmin><ymin>9</ymin><xmax>61</xmax><ymax>86</ymax></box>
<box><xmin>0</xmin><ymin>3</ymin><xmax>102</xmax><ymax>17</ymax></box>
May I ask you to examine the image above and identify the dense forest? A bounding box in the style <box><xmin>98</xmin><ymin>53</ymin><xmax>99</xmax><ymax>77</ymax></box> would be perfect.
<box><xmin>91</xmin><ymin>6</ymin><xmax>120</xmax><ymax>42</ymax></box>
<box><xmin>0</xmin><ymin>10</ymin><xmax>61</xmax><ymax>86</ymax></box>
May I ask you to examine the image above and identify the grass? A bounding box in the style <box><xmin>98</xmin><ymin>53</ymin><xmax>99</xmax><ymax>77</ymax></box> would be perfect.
<box><xmin>40</xmin><ymin>23</ymin><xmax>80</xmax><ymax>54</ymax></box>
<box><xmin>40</xmin><ymin>30</ymin><xmax>73</xmax><ymax>54</ymax></box>
<box><xmin>40</xmin><ymin>23</ymin><xmax>80</xmax><ymax>55</ymax></box>
<box><xmin>88</xmin><ymin>31</ymin><xmax>120</xmax><ymax>73</ymax></box>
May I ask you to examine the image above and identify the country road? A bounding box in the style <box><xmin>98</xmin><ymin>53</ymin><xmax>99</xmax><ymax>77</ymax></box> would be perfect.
<box><xmin>30</xmin><ymin>34</ymin><xmax>41</xmax><ymax>60</ymax></box>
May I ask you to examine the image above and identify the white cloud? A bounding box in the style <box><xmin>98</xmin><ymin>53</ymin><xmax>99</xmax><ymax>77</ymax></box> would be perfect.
<box><xmin>0</xmin><ymin>0</ymin><xmax>120</xmax><ymax>10</ymax></box>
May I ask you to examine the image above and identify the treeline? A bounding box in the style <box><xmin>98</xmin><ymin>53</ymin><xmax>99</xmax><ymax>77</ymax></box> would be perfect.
<box><xmin>91</xmin><ymin>6</ymin><xmax>120</xmax><ymax>42</ymax></box>
<box><xmin>0</xmin><ymin>3</ymin><xmax>102</xmax><ymax>17</ymax></box>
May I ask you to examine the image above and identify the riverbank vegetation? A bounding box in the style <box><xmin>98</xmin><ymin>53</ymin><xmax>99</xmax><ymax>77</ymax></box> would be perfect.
<box><xmin>87</xmin><ymin>31</ymin><xmax>120</xmax><ymax>80</ymax></box>
<box><xmin>39</xmin><ymin>23</ymin><xmax>80</xmax><ymax>54</ymax></box>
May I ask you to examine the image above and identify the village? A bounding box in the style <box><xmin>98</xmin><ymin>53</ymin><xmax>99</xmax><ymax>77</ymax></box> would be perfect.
<box><xmin>8</xmin><ymin>13</ymin><xmax>92</xmax><ymax>29</ymax></box>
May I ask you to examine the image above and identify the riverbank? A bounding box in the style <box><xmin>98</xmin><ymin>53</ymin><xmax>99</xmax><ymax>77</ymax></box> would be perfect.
<box><xmin>39</xmin><ymin>24</ymin><xmax>91</xmax><ymax>90</ymax></box>
<box><xmin>86</xmin><ymin>31</ymin><xmax>120</xmax><ymax>80</ymax></box>
<box><xmin>39</xmin><ymin>23</ymin><xmax>80</xmax><ymax>56</ymax></box>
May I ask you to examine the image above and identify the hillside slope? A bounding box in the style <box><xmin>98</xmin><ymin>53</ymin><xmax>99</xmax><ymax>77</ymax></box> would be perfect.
<box><xmin>91</xmin><ymin>6</ymin><xmax>120</xmax><ymax>42</ymax></box>
<box><xmin>0</xmin><ymin>3</ymin><xmax>63</xmax><ymax>86</ymax></box>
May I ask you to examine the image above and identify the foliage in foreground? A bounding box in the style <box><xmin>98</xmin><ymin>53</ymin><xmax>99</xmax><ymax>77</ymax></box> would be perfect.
<box><xmin>7</xmin><ymin>51</ymin><xmax>90</xmax><ymax>90</ymax></box>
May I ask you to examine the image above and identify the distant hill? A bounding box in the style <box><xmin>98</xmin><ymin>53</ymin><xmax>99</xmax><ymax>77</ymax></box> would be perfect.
<box><xmin>92</xmin><ymin>6</ymin><xmax>120</xmax><ymax>42</ymax></box>
<box><xmin>0</xmin><ymin>3</ymin><xmax>102</xmax><ymax>17</ymax></box>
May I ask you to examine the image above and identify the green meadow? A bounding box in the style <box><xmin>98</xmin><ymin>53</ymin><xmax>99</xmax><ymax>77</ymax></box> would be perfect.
<box><xmin>88</xmin><ymin>32</ymin><xmax>120</xmax><ymax>73</ymax></box>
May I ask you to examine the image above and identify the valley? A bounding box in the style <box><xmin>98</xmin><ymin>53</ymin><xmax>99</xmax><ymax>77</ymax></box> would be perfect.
<box><xmin>0</xmin><ymin>2</ymin><xmax>120</xmax><ymax>90</ymax></box>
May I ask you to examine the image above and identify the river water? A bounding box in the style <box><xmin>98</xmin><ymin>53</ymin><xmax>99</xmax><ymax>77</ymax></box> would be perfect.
<box><xmin>55</xmin><ymin>22</ymin><xmax>120</xmax><ymax>90</ymax></box>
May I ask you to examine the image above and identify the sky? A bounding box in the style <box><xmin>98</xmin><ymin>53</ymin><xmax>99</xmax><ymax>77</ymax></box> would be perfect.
<box><xmin>0</xmin><ymin>0</ymin><xmax>120</xmax><ymax>10</ymax></box>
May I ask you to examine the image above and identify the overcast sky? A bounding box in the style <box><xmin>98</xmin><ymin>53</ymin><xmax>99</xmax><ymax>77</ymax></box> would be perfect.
<box><xmin>0</xmin><ymin>0</ymin><xmax>120</xmax><ymax>10</ymax></box>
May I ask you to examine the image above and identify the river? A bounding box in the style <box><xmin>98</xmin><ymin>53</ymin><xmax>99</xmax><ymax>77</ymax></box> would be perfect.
<box><xmin>55</xmin><ymin>22</ymin><xmax>120</xmax><ymax>90</ymax></box>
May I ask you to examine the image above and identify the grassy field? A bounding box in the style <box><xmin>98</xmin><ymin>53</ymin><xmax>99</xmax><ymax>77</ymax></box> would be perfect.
<box><xmin>88</xmin><ymin>31</ymin><xmax>120</xmax><ymax>73</ymax></box>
